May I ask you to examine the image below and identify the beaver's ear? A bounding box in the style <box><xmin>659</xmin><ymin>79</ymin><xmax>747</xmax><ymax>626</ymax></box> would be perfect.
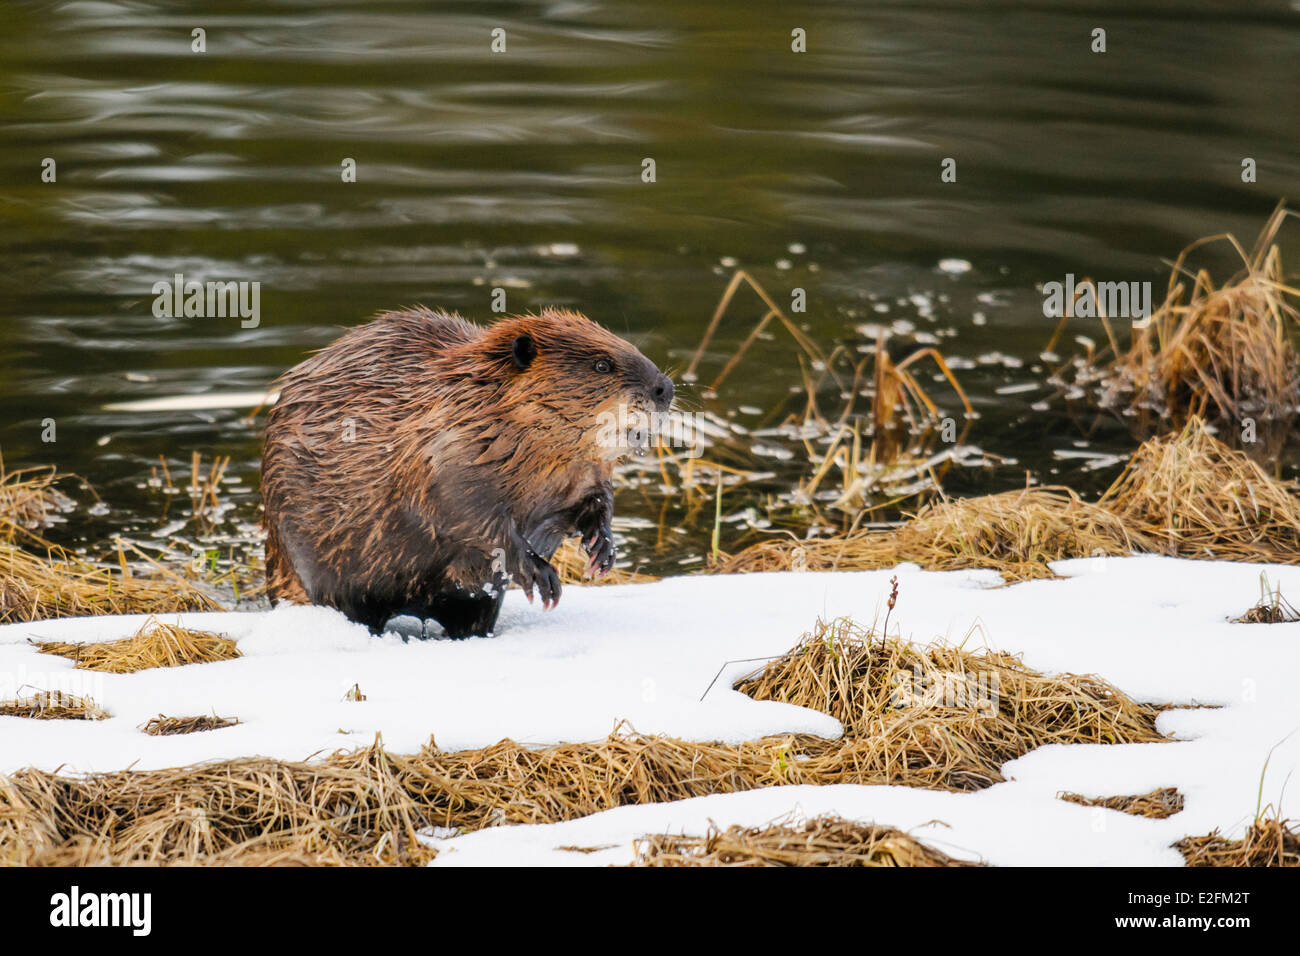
<box><xmin>510</xmin><ymin>334</ymin><xmax>537</xmax><ymax>370</ymax></box>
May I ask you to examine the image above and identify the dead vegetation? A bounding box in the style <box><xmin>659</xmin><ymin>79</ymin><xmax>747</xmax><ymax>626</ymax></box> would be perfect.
<box><xmin>682</xmin><ymin>269</ymin><xmax>972</xmax><ymax>523</ymax></box>
<box><xmin>0</xmin><ymin>454</ymin><xmax>220</xmax><ymax>623</ymax></box>
<box><xmin>0</xmin><ymin>732</ymin><xmax>1055</xmax><ymax>867</ymax></box>
<box><xmin>687</xmin><ymin>271</ymin><xmax>971</xmax><ymax>445</ymax></box>
<box><xmin>1177</xmin><ymin>813</ymin><xmax>1300</xmax><ymax>867</ymax></box>
<box><xmin>632</xmin><ymin>815</ymin><xmax>981</xmax><ymax>867</ymax></box>
<box><xmin>34</xmin><ymin>616</ymin><xmax>239</xmax><ymax>673</ymax></box>
<box><xmin>716</xmin><ymin>416</ymin><xmax>1300</xmax><ymax>578</ymax></box>
<box><xmin>143</xmin><ymin>451</ymin><xmax>265</xmax><ymax>604</ymax></box>
<box><xmin>0</xmin><ymin>453</ymin><xmax>74</xmax><ymax>545</ymax></box>
<box><xmin>0</xmin><ymin>743</ymin><xmax>437</xmax><ymax>866</ymax></box>
<box><xmin>736</xmin><ymin>616</ymin><xmax>1164</xmax><ymax>790</ymax></box>
<box><xmin>141</xmin><ymin>714</ymin><xmax>241</xmax><ymax>736</ymax></box>
<box><xmin>1050</xmin><ymin>203</ymin><xmax>1300</xmax><ymax>437</ymax></box>
<box><xmin>1059</xmin><ymin>787</ymin><xmax>1185</xmax><ymax>819</ymax></box>
<box><xmin>713</xmin><ymin>486</ymin><xmax>1145</xmax><ymax>581</ymax></box>
<box><xmin>1099</xmin><ymin>418</ymin><xmax>1300</xmax><ymax>563</ymax></box>
<box><xmin>677</xmin><ymin>213</ymin><xmax>1300</xmax><ymax>575</ymax></box>
<box><xmin>1</xmin><ymin>543</ymin><xmax>221</xmax><ymax>624</ymax></box>
<box><xmin>1233</xmin><ymin>572</ymin><xmax>1300</xmax><ymax>623</ymax></box>
<box><xmin>0</xmin><ymin>690</ymin><xmax>108</xmax><ymax>721</ymax></box>
<box><xmin>0</xmin><ymin>611</ymin><xmax>1165</xmax><ymax>865</ymax></box>
<box><xmin>186</xmin><ymin>452</ymin><xmax>230</xmax><ymax>528</ymax></box>
<box><xmin>148</xmin><ymin>451</ymin><xmax>231</xmax><ymax>530</ymax></box>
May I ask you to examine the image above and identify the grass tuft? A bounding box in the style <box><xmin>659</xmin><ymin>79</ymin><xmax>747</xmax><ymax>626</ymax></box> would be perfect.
<box><xmin>684</xmin><ymin>270</ymin><xmax>971</xmax><ymax>517</ymax></box>
<box><xmin>1177</xmin><ymin>814</ymin><xmax>1299</xmax><ymax>867</ymax></box>
<box><xmin>1060</xmin><ymin>787</ymin><xmax>1185</xmax><ymax>819</ymax></box>
<box><xmin>35</xmin><ymin>616</ymin><xmax>240</xmax><ymax>674</ymax></box>
<box><xmin>0</xmin><ymin>690</ymin><xmax>108</xmax><ymax>721</ymax></box>
<box><xmin>718</xmin><ymin>417</ymin><xmax>1300</xmax><ymax>578</ymax></box>
<box><xmin>1051</xmin><ymin>203</ymin><xmax>1300</xmax><ymax>436</ymax></box>
<box><xmin>713</xmin><ymin>486</ymin><xmax>1145</xmax><ymax>581</ymax></box>
<box><xmin>140</xmin><ymin>714</ymin><xmax>241</xmax><ymax>736</ymax></box>
<box><xmin>1100</xmin><ymin>418</ymin><xmax>1300</xmax><ymax>563</ymax></box>
<box><xmin>1232</xmin><ymin>572</ymin><xmax>1300</xmax><ymax>624</ymax></box>
<box><xmin>0</xmin><ymin>453</ymin><xmax>73</xmax><ymax>545</ymax></box>
<box><xmin>632</xmin><ymin>814</ymin><xmax>981</xmax><ymax>867</ymax></box>
<box><xmin>0</xmin><ymin>741</ymin><xmax>436</xmax><ymax>867</ymax></box>
<box><xmin>1</xmin><ymin>544</ymin><xmax>220</xmax><ymax>624</ymax></box>
<box><xmin>736</xmin><ymin>617</ymin><xmax>1164</xmax><ymax>789</ymax></box>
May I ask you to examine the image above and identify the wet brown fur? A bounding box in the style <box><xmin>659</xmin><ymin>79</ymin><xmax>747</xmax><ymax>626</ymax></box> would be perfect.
<box><xmin>261</xmin><ymin>307</ymin><xmax>671</xmax><ymax>638</ymax></box>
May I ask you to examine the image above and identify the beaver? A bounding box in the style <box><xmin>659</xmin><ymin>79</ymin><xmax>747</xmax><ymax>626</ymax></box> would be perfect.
<box><xmin>260</xmin><ymin>306</ymin><xmax>673</xmax><ymax>640</ymax></box>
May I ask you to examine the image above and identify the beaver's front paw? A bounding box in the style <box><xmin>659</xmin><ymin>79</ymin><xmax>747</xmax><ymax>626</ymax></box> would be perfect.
<box><xmin>573</xmin><ymin>486</ymin><xmax>615</xmax><ymax>578</ymax></box>
<box><xmin>582</xmin><ymin>524</ymin><xmax>615</xmax><ymax>578</ymax></box>
<box><xmin>515</xmin><ymin>547</ymin><xmax>562</xmax><ymax>610</ymax></box>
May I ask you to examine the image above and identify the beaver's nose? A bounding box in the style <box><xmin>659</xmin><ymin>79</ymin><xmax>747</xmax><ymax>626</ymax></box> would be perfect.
<box><xmin>652</xmin><ymin>374</ymin><xmax>674</xmax><ymax>411</ymax></box>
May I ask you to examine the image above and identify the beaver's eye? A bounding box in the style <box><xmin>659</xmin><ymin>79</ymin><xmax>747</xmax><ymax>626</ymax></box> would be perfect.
<box><xmin>594</xmin><ymin>358</ymin><xmax>613</xmax><ymax>374</ymax></box>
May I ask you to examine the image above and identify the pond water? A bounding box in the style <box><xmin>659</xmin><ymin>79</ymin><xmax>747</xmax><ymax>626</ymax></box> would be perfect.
<box><xmin>1</xmin><ymin>0</ymin><xmax>1298</xmax><ymax>584</ymax></box>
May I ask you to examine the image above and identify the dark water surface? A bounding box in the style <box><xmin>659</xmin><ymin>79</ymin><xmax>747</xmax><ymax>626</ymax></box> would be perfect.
<box><xmin>2</xmin><ymin>0</ymin><xmax>1299</xmax><ymax>582</ymax></box>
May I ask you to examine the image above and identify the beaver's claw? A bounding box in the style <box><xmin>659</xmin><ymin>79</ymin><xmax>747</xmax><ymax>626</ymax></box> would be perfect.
<box><xmin>515</xmin><ymin>546</ymin><xmax>562</xmax><ymax>610</ymax></box>
<box><xmin>573</xmin><ymin>485</ymin><xmax>615</xmax><ymax>579</ymax></box>
<box><xmin>582</xmin><ymin>526</ymin><xmax>615</xmax><ymax>578</ymax></box>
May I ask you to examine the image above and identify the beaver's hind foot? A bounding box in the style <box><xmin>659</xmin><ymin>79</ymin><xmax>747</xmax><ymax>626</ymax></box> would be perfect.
<box><xmin>380</xmin><ymin>614</ymin><xmax>427</xmax><ymax>643</ymax></box>
<box><xmin>365</xmin><ymin>585</ymin><xmax>506</xmax><ymax>641</ymax></box>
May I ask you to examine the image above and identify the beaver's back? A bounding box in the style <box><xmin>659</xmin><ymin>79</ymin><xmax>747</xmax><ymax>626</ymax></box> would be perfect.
<box><xmin>261</xmin><ymin>308</ymin><xmax>481</xmax><ymax>603</ymax></box>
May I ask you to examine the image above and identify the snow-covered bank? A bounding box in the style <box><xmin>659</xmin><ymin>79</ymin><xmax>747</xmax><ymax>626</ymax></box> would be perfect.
<box><xmin>2</xmin><ymin>555</ymin><xmax>1298</xmax><ymax>865</ymax></box>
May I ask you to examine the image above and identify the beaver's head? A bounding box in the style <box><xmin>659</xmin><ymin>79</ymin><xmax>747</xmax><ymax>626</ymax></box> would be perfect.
<box><xmin>479</xmin><ymin>308</ymin><xmax>674</xmax><ymax>458</ymax></box>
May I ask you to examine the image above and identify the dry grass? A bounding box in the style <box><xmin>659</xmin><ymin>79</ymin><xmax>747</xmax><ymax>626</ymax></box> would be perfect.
<box><xmin>148</xmin><ymin>451</ymin><xmax>230</xmax><ymax>525</ymax></box>
<box><xmin>1051</xmin><ymin>203</ymin><xmax>1300</xmax><ymax>434</ymax></box>
<box><xmin>684</xmin><ymin>270</ymin><xmax>971</xmax><ymax>519</ymax></box>
<box><xmin>632</xmin><ymin>814</ymin><xmax>981</xmax><ymax>867</ymax></box>
<box><xmin>0</xmin><ymin>453</ymin><xmax>73</xmax><ymax>545</ymax></box>
<box><xmin>713</xmin><ymin>486</ymin><xmax>1146</xmax><ymax>581</ymax></box>
<box><xmin>402</xmin><ymin>732</ymin><xmax>850</xmax><ymax>828</ymax></box>
<box><xmin>1100</xmin><ymin>418</ymin><xmax>1300</xmax><ymax>563</ymax></box>
<box><xmin>718</xmin><ymin>417</ymin><xmax>1300</xmax><ymax>578</ymax></box>
<box><xmin>141</xmin><ymin>714</ymin><xmax>241</xmax><ymax>736</ymax></box>
<box><xmin>0</xmin><ymin>690</ymin><xmax>108</xmax><ymax>721</ymax></box>
<box><xmin>1060</xmin><ymin>787</ymin><xmax>1185</xmax><ymax>819</ymax></box>
<box><xmin>1177</xmin><ymin>814</ymin><xmax>1300</xmax><ymax>867</ymax></box>
<box><xmin>0</xmin><ymin>456</ymin><xmax>219</xmax><ymax>625</ymax></box>
<box><xmin>35</xmin><ymin>616</ymin><xmax>240</xmax><ymax>674</ymax></box>
<box><xmin>2</xmin><ymin>734</ymin><xmax>855</xmax><ymax>866</ymax></box>
<box><xmin>0</xmin><ymin>742</ymin><xmax>437</xmax><ymax>866</ymax></box>
<box><xmin>851</xmin><ymin>486</ymin><xmax>1143</xmax><ymax>580</ymax></box>
<box><xmin>0</xmin><ymin>611</ymin><xmax>1168</xmax><ymax>865</ymax></box>
<box><xmin>0</xmin><ymin>730</ymin><xmax>1112</xmax><ymax>867</ymax></box>
<box><xmin>1233</xmin><ymin>572</ymin><xmax>1300</xmax><ymax>623</ymax></box>
<box><xmin>687</xmin><ymin>269</ymin><xmax>829</xmax><ymax>391</ymax></box>
<box><xmin>186</xmin><ymin>451</ymin><xmax>230</xmax><ymax>527</ymax></box>
<box><xmin>736</xmin><ymin>617</ymin><xmax>1164</xmax><ymax>789</ymax></box>
<box><xmin>861</xmin><ymin>328</ymin><xmax>972</xmax><ymax>471</ymax></box>
<box><xmin>0</xmin><ymin>543</ymin><xmax>220</xmax><ymax>624</ymax></box>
